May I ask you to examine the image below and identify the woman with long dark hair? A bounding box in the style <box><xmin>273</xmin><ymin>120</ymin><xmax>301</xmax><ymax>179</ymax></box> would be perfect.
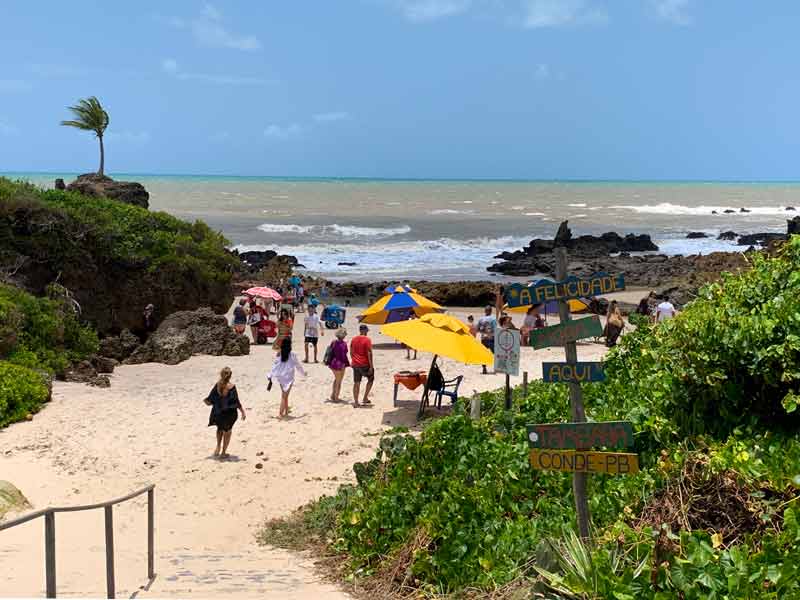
<box><xmin>204</xmin><ymin>367</ymin><xmax>246</xmax><ymax>458</ymax></box>
<box><xmin>268</xmin><ymin>337</ymin><xmax>306</xmax><ymax>418</ymax></box>
<box><xmin>604</xmin><ymin>300</ymin><xmax>625</xmax><ymax>347</ymax></box>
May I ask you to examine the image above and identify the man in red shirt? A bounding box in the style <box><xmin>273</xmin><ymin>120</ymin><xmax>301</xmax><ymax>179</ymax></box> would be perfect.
<box><xmin>350</xmin><ymin>324</ymin><xmax>374</xmax><ymax>407</ymax></box>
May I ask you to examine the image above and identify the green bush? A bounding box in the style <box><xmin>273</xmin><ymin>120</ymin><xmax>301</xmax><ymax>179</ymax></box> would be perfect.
<box><xmin>0</xmin><ymin>361</ymin><xmax>49</xmax><ymax>427</ymax></box>
<box><xmin>0</xmin><ymin>283</ymin><xmax>97</xmax><ymax>374</ymax></box>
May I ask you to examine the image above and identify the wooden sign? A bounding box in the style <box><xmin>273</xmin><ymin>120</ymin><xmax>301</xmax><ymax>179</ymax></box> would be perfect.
<box><xmin>527</xmin><ymin>421</ymin><xmax>634</xmax><ymax>450</ymax></box>
<box><xmin>494</xmin><ymin>329</ymin><xmax>521</xmax><ymax>377</ymax></box>
<box><xmin>542</xmin><ymin>361</ymin><xmax>605</xmax><ymax>383</ymax></box>
<box><xmin>529</xmin><ymin>316</ymin><xmax>603</xmax><ymax>350</ymax></box>
<box><xmin>530</xmin><ymin>449</ymin><xmax>639</xmax><ymax>475</ymax></box>
<box><xmin>505</xmin><ymin>272</ymin><xmax>625</xmax><ymax>309</ymax></box>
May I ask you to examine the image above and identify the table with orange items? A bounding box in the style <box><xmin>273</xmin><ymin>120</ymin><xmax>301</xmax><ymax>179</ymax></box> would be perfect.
<box><xmin>393</xmin><ymin>371</ymin><xmax>428</xmax><ymax>406</ymax></box>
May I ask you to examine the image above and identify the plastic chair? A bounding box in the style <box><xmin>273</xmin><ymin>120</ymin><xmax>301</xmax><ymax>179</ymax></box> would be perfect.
<box><xmin>434</xmin><ymin>375</ymin><xmax>464</xmax><ymax>409</ymax></box>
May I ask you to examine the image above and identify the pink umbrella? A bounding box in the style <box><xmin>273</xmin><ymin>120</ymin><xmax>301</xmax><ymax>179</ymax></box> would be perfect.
<box><xmin>244</xmin><ymin>286</ymin><xmax>282</xmax><ymax>301</ymax></box>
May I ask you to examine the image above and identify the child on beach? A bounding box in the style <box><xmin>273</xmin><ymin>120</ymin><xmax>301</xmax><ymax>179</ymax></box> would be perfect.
<box><xmin>326</xmin><ymin>328</ymin><xmax>350</xmax><ymax>402</ymax></box>
<box><xmin>204</xmin><ymin>367</ymin><xmax>246</xmax><ymax>458</ymax></box>
<box><xmin>303</xmin><ymin>305</ymin><xmax>323</xmax><ymax>363</ymax></box>
<box><xmin>268</xmin><ymin>337</ymin><xmax>306</xmax><ymax>418</ymax></box>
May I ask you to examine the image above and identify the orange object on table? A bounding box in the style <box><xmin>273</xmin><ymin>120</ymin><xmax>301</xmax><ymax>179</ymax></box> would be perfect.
<box><xmin>393</xmin><ymin>371</ymin><xmax>427</xmax><ymax>391</ymax></box>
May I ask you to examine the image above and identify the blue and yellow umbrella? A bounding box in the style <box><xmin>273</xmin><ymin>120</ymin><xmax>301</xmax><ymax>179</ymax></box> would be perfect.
<box><xmin>358</xmin><ymin>285</ymin><xmax>444</xmax><ymax>325</ymax></box>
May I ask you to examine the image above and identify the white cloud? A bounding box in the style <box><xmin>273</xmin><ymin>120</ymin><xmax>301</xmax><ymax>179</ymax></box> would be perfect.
<box><xmin>161</xmin><ymin>58</ymin><xmax>269</xmax><ymax>86</ymax></box>
<box><xmin>522</xmin><ymin>0</ymin><xmax>608</xmax><ymax>28</ymax></box>
<box><xmin>162</xmin><ymin>58</ymin><xmax>179</xmax><ymax>73</ymax></box>
<box><xmin>313</xmin><ymin>111</ymin><xmax>351</xmax><ymax>123</ymax></box>
<box><xmin>0</xmin><ymin>120</ymin><xmax>17</xmax><ymax>136</ymax></box>
<box><xmin>106</xmin><ymin>131</ymin><xmax>151</xmax><ymax>144</ymax></box>
<box><xmin>162</xmin><ymin>4</ymin><xmax>261</xmax><ymax>51</ymax></box>
<box><xmin>0</xmin><ymin>79</ymin><xmax>32</xmax><ymax>93</ymax></box>
<box><xmin>264</xmin><ymin>124</ymin><xmax>303</xmax><ymax>140</ymax></box>
<box><xmin>652</xmin><ymin>0</ymin><xmax>692</xmax><ymax>25</ymax></box>
<box><xmin>393</xmin><ymin>0</ymin><xmax>472</xmax><ymax>22</ymax></box>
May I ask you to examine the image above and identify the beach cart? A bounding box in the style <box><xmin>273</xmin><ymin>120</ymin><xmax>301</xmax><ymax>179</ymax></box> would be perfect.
<box><xmin>321</xmin><ymin>305</ymin><xmax>346</xmax><ymax>329</ymax></box>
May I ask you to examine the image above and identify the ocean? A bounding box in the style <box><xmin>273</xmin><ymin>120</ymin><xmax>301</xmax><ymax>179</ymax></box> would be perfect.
<box><xmin>7</xmin><ymin>173</ymin><xmax>799</xmax><ymax>282</ymax></box>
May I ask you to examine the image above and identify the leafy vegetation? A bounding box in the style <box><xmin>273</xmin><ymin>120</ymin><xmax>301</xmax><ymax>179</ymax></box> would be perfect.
<box><xmin>0</xmin><ymin>362</ymin><xmax>50</xmax><ymax>428</ymax></box>
<box><xmin>60</xmin><ymin>96</ymin><xmax>110</xmax><ymax>176</ymax></box>
<box><xmin>259</xmin><ymin>237</ymin><xmax>800</xmax><ymax>598</ymax></box>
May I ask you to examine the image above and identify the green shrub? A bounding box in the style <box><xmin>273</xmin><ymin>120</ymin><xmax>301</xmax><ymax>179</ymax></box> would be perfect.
<box><xmin>0</xmin><ymin>361</ymin><xmax>49</xmax><ymax>427</ymax></box>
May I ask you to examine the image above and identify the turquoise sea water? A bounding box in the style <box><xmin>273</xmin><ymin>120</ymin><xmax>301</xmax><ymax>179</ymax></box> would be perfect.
<box><xmin>5</xmin><ymin>172</ymin><xmax>798</xmax><ymax>281</ymax></box>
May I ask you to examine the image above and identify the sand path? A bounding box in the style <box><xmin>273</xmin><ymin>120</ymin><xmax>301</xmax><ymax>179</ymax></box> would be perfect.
<box><xmin>0</xmin><ymin>306</ymin><xmax>609</xmax><ymax>598</ymax></box>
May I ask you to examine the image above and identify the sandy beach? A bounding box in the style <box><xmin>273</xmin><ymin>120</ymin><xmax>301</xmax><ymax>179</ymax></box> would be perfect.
<box><xmin>0</xmin><ymin>305</ymin><xmax>611</xmax><ymax>598</ymax></box>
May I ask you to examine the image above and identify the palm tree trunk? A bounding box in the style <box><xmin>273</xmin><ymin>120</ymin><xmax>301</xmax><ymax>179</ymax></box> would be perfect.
<box><xmin>98</xmin><ymin>134</ymin><xmax>105</xmax><ymax>176</ymax></box>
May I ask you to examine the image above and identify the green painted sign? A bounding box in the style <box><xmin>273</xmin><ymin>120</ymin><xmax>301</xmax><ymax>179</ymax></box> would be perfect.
<box><xmin>505</xmin><ymin>272</ymin><xmax>625</xmax><ymax>308</ymax></box>
<box><xmin>527</xmin><ymin>421</ymin><xmax>634</xmax><ymax>450</ymax></box>
<box><xmin>530</xmin><ymin>449</ymin><xmax>639</xmax><ymax>475</ymax></box>
<box><xmin>529</xmin><ymin>316</ymin><xmax>603</xmax><ymax>349</ymax></box>
<box><xmin>542</xmin><ymin>361</ymin><xmax>605</xmax><ymax>383</ymax></box>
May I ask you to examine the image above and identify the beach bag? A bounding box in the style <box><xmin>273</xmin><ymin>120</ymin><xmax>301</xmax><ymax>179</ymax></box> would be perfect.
<box><xmin>322</xmin><ymin>342</ymin><xmax>334</xmax><ymax>366</ymax></box>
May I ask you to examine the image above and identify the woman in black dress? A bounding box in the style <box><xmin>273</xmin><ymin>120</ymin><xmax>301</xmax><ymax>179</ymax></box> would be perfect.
<box><xmin>205</xmin><ymin>367</ymin><xmax>246</xmax><ymax>458</ymax></box>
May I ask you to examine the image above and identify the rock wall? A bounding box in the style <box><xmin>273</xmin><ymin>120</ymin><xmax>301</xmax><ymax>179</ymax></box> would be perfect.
<box><xmin>65</xmin><ymin>173</ymin><xmax>149</xmax><ymax>209</ymax></box>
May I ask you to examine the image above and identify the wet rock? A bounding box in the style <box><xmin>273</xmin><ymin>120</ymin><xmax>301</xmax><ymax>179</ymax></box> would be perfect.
<box><xmin>737</xmin><ymin>233</ymin><xmax>787</xmax><ymax>246</ymax></box>
<box><xmin>338</xmin><ymin>262</ymin><xmax>358</xmax><ymax>266</ymax></box>
<box><xmin>0</xmin><ymin>481</ymin><xmax>31</xmax><ymax>518</ymax></box>
<box><xmin>717</xmin><ymin>231</ymin><xmax>738</xmax><ymax>241</ymax></box>
<box><xmin>125</xmin><ymin>307</ymin><xmax>250</xmax><ymax>365</ymax></box>
<box><xmin>686</xmin><ymin>232</ymin><xmax>708</xmax><ymax>239</ymax></box>
<box><xmin>724</xmin><ymin>209</ymin><xmax>736</xmax><ymax>214</ymax></box>
<box><xmin>66</xmin><ymin>173</ymin><xmax>149</xmax><ymax>209</ymax></box>
<box><xmin>711</xmin><ymin>210</ymin><xmax>718</xmax><ymax>215</ymax></box>
<box><xmin>98</xmin><ymin>329</ymin><xmax>140</xmax><ymax>362</ymax></box>
<box><xmin>787</xmin><ymin>206</ymin><xmax>796</xmax><ymax>211</ymax></box>
<box><xmin>740</xmin><ymin>208</ymin><xmax>751</xmax><ymax>213</ymax></box>
<box><xmin>788</xmin><ymin>216</ymin><xmax>800</xmax><ymax>236</ymax></box>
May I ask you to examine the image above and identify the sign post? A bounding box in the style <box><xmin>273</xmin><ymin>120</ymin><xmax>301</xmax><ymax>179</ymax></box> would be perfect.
<box><xmin>494</xmin><ymin>328</ymin><xmax>520</xmax><ymax>410</ymax></box>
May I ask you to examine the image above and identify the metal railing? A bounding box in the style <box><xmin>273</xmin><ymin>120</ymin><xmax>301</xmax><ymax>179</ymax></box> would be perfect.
<box><xmin>0</xmin><ymin>484</ymin><xmax>155</xmax><ymax>598</ymax></box>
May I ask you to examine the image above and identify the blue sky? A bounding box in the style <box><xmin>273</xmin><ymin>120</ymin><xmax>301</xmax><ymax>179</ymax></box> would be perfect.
<box><xmin>1</xmin><ymin>1</ymin><xmax>799</xmax><ymax>180</ymax></box>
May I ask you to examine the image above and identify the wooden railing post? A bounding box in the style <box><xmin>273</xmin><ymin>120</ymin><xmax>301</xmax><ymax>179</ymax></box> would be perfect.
<box><xmin>104</xmin><ymin>505</ymin><xmax>115</xmax><ymax>599</ymax></box>
<box><xmin>147</xmin><ymin>488</ymin><xmax>155</xmax><ymax>580</ymax></box>
<box><xmin>523</xmin><ymin>371</ymin><xmax>528</xmax><ymax>397</ymax></box>
<box><xmin>44</xmin><ymin>511</ymin><xmax>56</xmax><ymax>598</ymax></box>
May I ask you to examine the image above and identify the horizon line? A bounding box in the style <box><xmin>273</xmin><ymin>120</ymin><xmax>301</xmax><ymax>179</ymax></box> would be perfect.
<box><xmin>2</xmin><ymin>170</ymin><xmax>800</xmax><ymax>185</ymax></box>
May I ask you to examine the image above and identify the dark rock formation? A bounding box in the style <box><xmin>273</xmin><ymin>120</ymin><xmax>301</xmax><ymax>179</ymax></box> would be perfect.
<box><xmin>740</xmin><ymin>208</ymin><xmax>751</xmax><ymax>213</ymax></box>
<box><xmin>724</xmin><ymin>209</ymin><xmax>736</xmax><ymax>214</ymax></box>
<box><xmin>737</xmin><ymin>233</ymin><xmax>787</xmax><ymax>246</ymax></box>
<box><xmin>338</xmin><ymin>262</ymin><xmax>358</xmax><ymax>266</ymax></box>
<box><xmin>66</xmin><ymin>173</ymin><xmax>150</xmax><ymax>209</ymax></box>
<box><xmin>788</xmin><ymin>216</ymin><xmax>800</xmax><ymax>236</ymax></box>
<box><xmin>686</xmin><ymin>232</ymin><xmax>708</xmax><ymax>239</ymax></box>
<box><xmin>91</xmin><ymin>355</ymin><xmax>118</xmax><ymax>374</ymax></box>
<box><xmin>125</xmin><ymin>307</ymin><xmax>249</xmax><ymax>365</ymax></box>
<box><xmin>717</xmin><ymin>231</ymin><xmax>738</xmax><ymax>241</ymax></box>
<box><xmin>54</xmin><ymin>178</ymin><xmax>65</xmax><ymax>190</ymax></box>
<box><xmin>62</xmin><ymin>360</ymin><xmax>111</xmax><ymax>387</ymax></box>
<box><xmin>787</xmin><ymin>207</ymin><xmax>796</xmax><ymax>211</ymax></box>
<box><xmin>98</xmin><ymin>329</ymin><xmax>141</xmax><ymax>362</ymax></box>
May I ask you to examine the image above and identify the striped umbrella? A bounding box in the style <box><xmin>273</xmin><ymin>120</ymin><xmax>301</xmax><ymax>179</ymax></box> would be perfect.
<box><xmin>358</xmin><ymin>285</ymin><xmax>444</xmax><ymax>325</ymax></box>
<box><xmin>244</xmin><ymin>286</ymin><xmax>282</xmax><ymax>301</ymax></box>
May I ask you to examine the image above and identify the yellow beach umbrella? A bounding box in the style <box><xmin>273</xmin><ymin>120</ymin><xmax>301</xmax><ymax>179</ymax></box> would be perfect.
<box><xmin>381</xmin><ymin>313</ymin><xmax>493</xmax><ymax>365</ymax></box>
<box><xmin>359</xmin><ymin>287</ymin><xmax>444</xmax><ymax>325</ymax></box>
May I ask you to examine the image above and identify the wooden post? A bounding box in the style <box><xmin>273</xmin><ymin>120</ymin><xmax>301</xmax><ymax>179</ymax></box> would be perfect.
<box><xmin>555</xmin><ymin>247</ymin><xmax>591</xmax><ymax>540</ymax></box>
<box><xmin>44</xmin><ymin>511</ymin><xmax>56</xmax><ymax>598</ymax></box>
<box><xmin>523</xmin><ymin>371</ymin><xmax>528</xmax><ymax>397</ymax></box>
<box><xmin>470</xmin><ymin>395</ymin><xmax>481</xmax><ymax>420</ymax></box>
<box><xmin>504</xmin><ymin>373</ymin><xmax>512</xmax><ymax>410</ymax></box>
<box><xmin>105</xmin><ymin>505</ymin><xmax>115</xmax><ymax>599</ymax></box>
<box><xmin>147</xmin><ymin>488</ymin><xmax>155</xmax><ymax>580</ymax></box>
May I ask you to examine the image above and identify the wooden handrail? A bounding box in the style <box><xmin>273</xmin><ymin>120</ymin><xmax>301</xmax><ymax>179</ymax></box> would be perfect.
<box><xmin>0</xmin><ymin>483</ymin><xmax>155</xmax><ymax>598</ymax></box>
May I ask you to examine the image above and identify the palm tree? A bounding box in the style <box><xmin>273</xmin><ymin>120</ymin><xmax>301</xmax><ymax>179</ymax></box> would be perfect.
<box><xmin>60</xmin><ymin>96</ymin><xmax>110</xmax><ymax>176</ymax></box>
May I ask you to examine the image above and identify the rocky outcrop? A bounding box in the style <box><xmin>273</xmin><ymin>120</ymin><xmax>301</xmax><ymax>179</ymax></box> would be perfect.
<box><xmin>686</xmin><ymin>232</ymin><xmax>708</xmax><ymax>239</ymax></box>
<box><xmin>717</xmin><ymin>231</ymin><xmax>738</xmax><ymax>241</ymax></box>
<box><xmin>0</xmin><ymin>481</ymin><xmax>31</xmax><ymax>518</ymax></box>
<box><xmin>98</xmin><ymin>329</ymin><xmax>141</xmax><ymax>362</ymax></box>
<box><xmin>66</xmin><ymin>173</ymin><xmax>149</xmax><ymax>209</ymax></box>
<box><xmin>788</xmin><ymin>216</ymin><xmax>800</xmax><ymax>236</ymax></box>
<box><xmin>125</xmin><ymin>307</ymin><xmax>249</xmax><ymax>365</ymax></box>
<box><xmin>62</xmin><ymin>360</ymin><xmax>110</xmax><ymax>387</ymax></box>
<box><xmin>737</xmin><ymin>233</ymin><xmax>787</xmax><ymax>246</ymax></box>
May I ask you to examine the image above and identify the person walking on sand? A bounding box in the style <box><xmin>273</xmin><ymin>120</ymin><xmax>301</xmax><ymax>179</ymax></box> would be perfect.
<box><xmin>273</xmin><ymin>308</ymin><xmax>293</xmax><ymax>350</ymax></box>
<box><xmin>204</xmin><ymin>367</ymin><xmax>246</xmax><ymax>458</ymax></box>
<box><xmin>303</xmin><ymin>305</ymin><xmax>323</xmax><ymax>363</ymax></box>
<box><xmin>656</xmin><ymin>297</ymin><xmax>677</xmax><ymax>322</ymax></box>
<box><xmin>268</xmin><ymin>337</ymin><xmax>306</xmax><ymax>418</ymax></box>
<box><xmin>477</xmin><ymin>305</ymin><xmax>497</xmax><ymax>375</ymax></box>
<box><xmin>467</xmin><ymin>314</ymin><xmax>477</xmax><ymax>337</ymax></box>
<box><xmin>326</xmin><ymin>328</ymin><xmax>350</xmax><ymax>402</ymax></box>
<box><xmin>350</xmin><ymin>324</ymin><xmax>374</xmax><ymax>407</ymax></box>
<box><xmin>247</xmin><ymin>299</ymin><xmax>262</xmax><ymax>343</ymax></box>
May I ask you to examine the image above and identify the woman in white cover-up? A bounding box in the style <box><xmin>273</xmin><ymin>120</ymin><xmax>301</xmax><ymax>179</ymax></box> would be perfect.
<box><xmin>269</xmin><ymin>337</ymin><xmax>306</xmax><ymax>418</ymax></box>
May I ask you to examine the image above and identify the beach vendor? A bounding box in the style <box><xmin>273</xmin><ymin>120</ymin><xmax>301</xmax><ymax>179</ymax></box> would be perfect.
<box><xmin>268</xmin><ymin>337</ymin><xmax>306</xmax><ymax>418</ymax></box>
<box><xmin>204</xmin><ymin>367</ymin><xmax>246</xmax><ymax>459</ymax></box>
<box><xmin>273</xmin><ymin>308</ymin><xmax>293</xmax><ymax>350</ymax></box>
<box><xmin>232</xmin><ymin>299</ymin><xmax>248</xmax><ymax>334</ymax></box>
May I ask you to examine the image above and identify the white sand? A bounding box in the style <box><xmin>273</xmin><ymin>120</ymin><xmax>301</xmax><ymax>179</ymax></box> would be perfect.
<box><xmin>0</xmin><ymin>305</ymin><xmax>610</xmax><ymax>598</ymax></box>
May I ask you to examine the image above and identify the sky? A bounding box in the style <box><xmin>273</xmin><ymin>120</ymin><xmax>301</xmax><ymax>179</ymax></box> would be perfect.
<box><xmin>1</xmin><ymin>0</ymin><xmax>799</xmax><ymax>180</ymax></box>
